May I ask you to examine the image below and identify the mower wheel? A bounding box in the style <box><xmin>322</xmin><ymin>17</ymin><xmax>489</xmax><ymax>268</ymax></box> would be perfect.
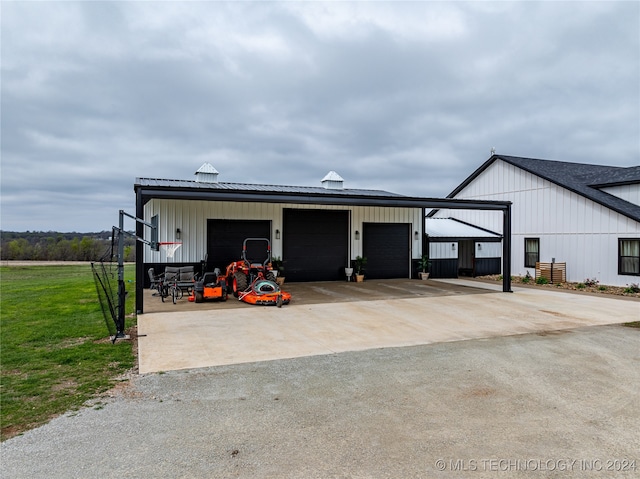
<box><xmin>233</xmin><ymin>271</ymin><xmax>248</xmax><ymax>297</ymax></box>
<box><xmin>195</xmin><ymin>291</ymin><xmax>203</xmax><ymax>303</ymax></box>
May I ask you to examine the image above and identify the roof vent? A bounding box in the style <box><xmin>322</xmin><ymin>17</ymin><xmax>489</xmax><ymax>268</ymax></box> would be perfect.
<box><xmin>321</xmin><ymin>171</ymin><xmax>344</xmax><ymax>190</ymax></box>
<box><xmin>195</xmin><ymin>163</ymin><xmax>219</xmax><ymax>183</ymax></box>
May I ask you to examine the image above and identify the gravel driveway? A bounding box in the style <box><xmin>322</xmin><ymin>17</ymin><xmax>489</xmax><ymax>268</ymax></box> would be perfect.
<box><xmin>2</xmin><ymin>323</ymin><xmax>639</xmax><ymax>478</ymax></box>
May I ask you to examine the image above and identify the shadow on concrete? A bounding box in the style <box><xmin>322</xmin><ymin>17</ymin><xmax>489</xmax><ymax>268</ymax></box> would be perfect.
<box><xmin>142</xmin><ymin>278</ymin><xmax>494</xmax><ymax>313</ymax></box>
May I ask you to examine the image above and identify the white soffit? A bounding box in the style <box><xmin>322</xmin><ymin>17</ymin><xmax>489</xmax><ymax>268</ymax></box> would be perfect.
<box><xmin>426</xmin><ymin>218</ymin><xmax>500</xmax><ymax>238</ymax></box>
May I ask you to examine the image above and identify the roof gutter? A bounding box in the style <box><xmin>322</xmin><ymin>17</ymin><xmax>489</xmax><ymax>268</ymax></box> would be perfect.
<box><xmin>135</xmin><ymin>186</ymin><xmax>511</xmax><ymax>210</ymax></box>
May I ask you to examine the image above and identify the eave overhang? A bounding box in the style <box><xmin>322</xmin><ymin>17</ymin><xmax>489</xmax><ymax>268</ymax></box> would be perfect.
<box><xmin>134</xmin><ymin>184</ymin><xmax>512</xmax><ymax>211</ymax></box>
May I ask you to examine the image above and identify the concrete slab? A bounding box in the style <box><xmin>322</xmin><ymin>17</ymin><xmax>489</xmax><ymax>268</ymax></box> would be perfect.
<box><xmin>138</xmin><ymin>279</ymin><xmax>639</xmax><ymax>374</ymax></box>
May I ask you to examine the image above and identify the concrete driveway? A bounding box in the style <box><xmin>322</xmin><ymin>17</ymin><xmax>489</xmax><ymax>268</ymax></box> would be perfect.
<box><xmin>138</xmin><ymin>279</ymin><xmax>639</xmax><ymax>374</ymax></box>
<box><xmin>4</xmin><ymin>323</ymin><xmax>639</xmax><ymax>479</ymax></box>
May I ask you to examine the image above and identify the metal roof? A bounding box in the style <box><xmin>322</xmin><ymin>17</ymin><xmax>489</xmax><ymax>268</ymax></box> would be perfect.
<box><xmin>426</xmin><ymin>218</ymin><xmax>502</xmax><ymax>239</ymax></box>
<box><xmin>134</xmin><ymin>177</ymin><xmax>514</xmax><ymax>211</ymax></box>
<box><xmin>135</xmin><ymin>177</ymin><xmax>400</xmax><ymax>197</ymax></box>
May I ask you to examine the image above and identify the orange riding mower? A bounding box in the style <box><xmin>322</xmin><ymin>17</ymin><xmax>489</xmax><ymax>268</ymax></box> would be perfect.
<box><xmin>225</xmin><ymin>238</ymin><xmax>290</xmax><ymax>307</ymax></box>
<box><xmin>188</xmin><ymin>268</ymin><xmax>228</xmax><ymax>303</ymax></box>
<box><xmin>189</xmin><ymin>238</ymin><xmax>291</xmax><ymax>307</ymax></box>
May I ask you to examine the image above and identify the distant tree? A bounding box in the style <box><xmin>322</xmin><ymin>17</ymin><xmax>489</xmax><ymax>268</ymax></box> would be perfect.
<box><xmin>0</xmin><ymin>231</ymin><xmax>136</xmax><ymax>262</ymax></box>
<box><xmin>4</xmin><ymin>239</ymin><xmax>31</xmax><ymax>260</ymax></box>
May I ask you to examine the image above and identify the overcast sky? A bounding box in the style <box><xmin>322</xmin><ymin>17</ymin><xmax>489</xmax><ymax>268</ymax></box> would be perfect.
<box><xmin>1</xmin><ymin>1</ymin><xmax>638</xmax><ymax>232</ymax></box>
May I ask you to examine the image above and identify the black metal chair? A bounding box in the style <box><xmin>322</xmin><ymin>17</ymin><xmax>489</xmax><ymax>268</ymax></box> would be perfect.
<box><xmin>148</xmin><ymin>268</ymin><xmax>161</xmax><ymax>295</ymax></box>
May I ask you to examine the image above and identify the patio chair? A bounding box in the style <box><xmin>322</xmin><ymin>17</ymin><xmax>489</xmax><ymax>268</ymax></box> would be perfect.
<box><xmin>148</xmin><ymin>268</ymin><xmax>162</xmax><ymax>295</ymax></box>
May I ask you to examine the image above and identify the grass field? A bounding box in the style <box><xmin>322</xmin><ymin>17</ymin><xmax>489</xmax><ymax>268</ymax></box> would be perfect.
<box><xmin>1</xmin><ymin>264</ymin><xmax>137</xmax><ymax>441</ymax></box>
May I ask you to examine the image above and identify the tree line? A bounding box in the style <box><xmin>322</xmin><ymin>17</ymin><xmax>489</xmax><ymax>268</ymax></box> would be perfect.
<box><xmin>0</xmin><ymin>231</ymin><xmax>136</xmax><ymax>262</ymax></box>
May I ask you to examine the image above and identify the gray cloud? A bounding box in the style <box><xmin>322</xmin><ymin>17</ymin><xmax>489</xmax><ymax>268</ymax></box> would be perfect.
<box><xmin>1</xmin><ymin>1</ymin><xmax>638</xmax><ymax>231</ymax></box>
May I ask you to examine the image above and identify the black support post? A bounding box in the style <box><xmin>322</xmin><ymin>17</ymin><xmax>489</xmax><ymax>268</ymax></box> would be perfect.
<box><xmin>136</xmin><ymin>190</ymin><xmax>145</xmax><ymax>314</ymax></box>
<box><xmin>502</xmin><ymin>204</ymin><xmax>512</xmax><ymax>292</ymax></box>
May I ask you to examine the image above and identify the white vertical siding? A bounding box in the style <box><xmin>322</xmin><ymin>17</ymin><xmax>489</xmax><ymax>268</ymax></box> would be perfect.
<box><xmin>432</xmin><ymin>159</ymin><xmax>640</xmax><ymax>286</ymax></box>
<box><xmin>351</xmin><ymin>205</ymin><xmax>423</xmax><ymax>260</ymax></box>
<box><xmin>429</xmin><ymin>242</ymin><xmax>458</xmax><ymax>259</ymax></box>
<box><xmin>144</xmin><ymin>200</ymin><xmax>423</xmax><ymax>264</ymax></box>
<box><xmin>476</xmin><ymin>242</ymin><xmax>501</xmax><ymax>258</ymax></box>
<box><xmin>599</xmin><ymin>184</ymin><xmax>640</xmax><ymax>206</ymax></box>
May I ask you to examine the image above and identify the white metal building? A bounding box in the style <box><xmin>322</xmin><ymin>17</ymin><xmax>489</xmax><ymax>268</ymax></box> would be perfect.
<box><xmin>140</xmin><ymin>166</ymin><xmax>424</xmax><ymax>282</ymax></box>
<box><xmin>429</xmin><ymin>155</ymin><xmax>640</xmax><ymax>286</ymax></box>
<box><xmin>133</xmin><ymin>164</ymin><xmax>514</xmax><ymax>312</ymax></box>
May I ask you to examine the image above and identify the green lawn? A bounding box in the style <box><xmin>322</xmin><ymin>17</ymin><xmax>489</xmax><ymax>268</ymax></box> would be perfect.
<box><xmin>1</xmin><ymin>264</ymin><xmax>136</xmax><ymax>441</ymax></box>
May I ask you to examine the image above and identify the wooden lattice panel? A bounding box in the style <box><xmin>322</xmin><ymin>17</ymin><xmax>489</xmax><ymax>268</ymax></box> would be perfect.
<box><xmin>535</xmin><ymin>262</ymin><xmax>566</xmax><ymax>284</ymax></box>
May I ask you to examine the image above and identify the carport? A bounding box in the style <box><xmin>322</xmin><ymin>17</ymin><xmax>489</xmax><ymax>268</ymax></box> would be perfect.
<box><xmin>134</xmin><ymin>180</ymin><xmax>514</xmax><ymax>314</ymax></box>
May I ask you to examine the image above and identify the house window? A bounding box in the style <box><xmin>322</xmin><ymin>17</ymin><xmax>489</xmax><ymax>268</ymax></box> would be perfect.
<box><xmin>619</xmin><ymin>239</ymin><xmax>640</xmax><ymax>276</ymax></box>
<box><xmin>524</xmin><ymin>238</ymin><xmax>539</xmax><ymax>268</ymax></box>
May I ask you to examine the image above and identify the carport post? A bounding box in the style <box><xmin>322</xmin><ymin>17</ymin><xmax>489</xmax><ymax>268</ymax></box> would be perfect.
<box><xmin>502</xmin><ymin>204</ymin><xmax>512</xmax><ymax>292</ymax></box>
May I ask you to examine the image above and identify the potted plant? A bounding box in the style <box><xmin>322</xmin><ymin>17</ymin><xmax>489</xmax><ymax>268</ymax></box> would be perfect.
<box><xmin>418</xmin><ymin>255</ymin><xmax>431</xmax><ymax>280</ymax></box>
<box><xmin>354</xmin><ymin>256</ymin><xmax>367</xmax><ymax>282</ymax></box>
<box><xmin>271</xmin><ymin>256</ymin><xmax>285</xmax><ymax>285</ymax></box>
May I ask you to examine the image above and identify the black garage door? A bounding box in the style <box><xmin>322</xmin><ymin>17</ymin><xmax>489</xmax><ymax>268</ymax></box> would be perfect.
<box><xmin>207</xmin><ymin>219</ymin><xmax>271</xmax><ymax>271</ymax></box>
<box><xmin>363</xmin><ymin>223</ymin><xmax>410</xmax><ymax>279</ymax></box>
<box><xmin>283</xmin><ymin>209</ymin><xmax>349</xmax><ymax>282</ymax></box>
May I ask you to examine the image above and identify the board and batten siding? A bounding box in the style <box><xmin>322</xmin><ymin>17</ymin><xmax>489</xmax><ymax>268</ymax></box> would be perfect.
<box><xmin>599</xmin><ymin>184</ymin><xmax>640</xmax><ymax>206</ymax></box>
<box><xmin>144</xmin><ymin>199</ymin><xmax>423</xmax><ymax>263</ymax></box>
<box><xmin>429</xmin><ymin>242</ymin><xmax>500</xmax><ymax>260</ymax></box>
<box><xmin>475</xmin><ymin>242</ymin><xmax>502</xmax><ymax>259</ymax></box>
<box><xmin>429</xmin><ymin>242</ymin><xmax>458</xmax><ymax>259</ymax></box>
<box><xmin>432</xmin><ymin>159</ymin><xmax>640</xmax><ymax>286</ymax></box>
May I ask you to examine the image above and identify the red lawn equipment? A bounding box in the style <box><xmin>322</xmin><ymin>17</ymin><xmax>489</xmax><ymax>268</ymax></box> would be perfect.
<box><xmin>224</xmin><ymin>238</ymin><xmax>291</xmax><ymax>307</ymax></box>
<box><xmin>188</xmin><ymin>268</ymin><xmax>228</xmax><ymax>303</ymax></box>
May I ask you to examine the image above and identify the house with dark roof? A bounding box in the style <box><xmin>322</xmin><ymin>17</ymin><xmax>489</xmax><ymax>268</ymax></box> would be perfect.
<box><xmin>133</xmin><ymin>163</ymin><xmax>514</xmax><ymax>313</ymax></box>
<box><xmin>428</xmin><ymin>154</ymin><xmax>640</xmax><ymax>286</ymax></box>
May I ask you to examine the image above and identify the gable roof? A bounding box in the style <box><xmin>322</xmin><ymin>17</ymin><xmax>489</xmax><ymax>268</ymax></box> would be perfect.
<box><xmin>432</xmin><ymin>154</ymin><xmax>640</xmax><ymax>223</ymax></box>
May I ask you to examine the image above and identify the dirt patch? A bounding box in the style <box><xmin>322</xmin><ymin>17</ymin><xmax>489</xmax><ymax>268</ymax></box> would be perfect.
<box><xmin>84</xmin><ymin>326</ymin><xmax>140</xmax><ymax>406</ymax></box>
<box><xmin>51</xmin><ymin>380</ymin><xmax>78</xmax><ymax>393</ymax></box>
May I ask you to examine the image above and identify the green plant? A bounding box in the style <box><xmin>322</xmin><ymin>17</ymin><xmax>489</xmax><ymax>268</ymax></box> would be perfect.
<box><xmin>354</xmin><ymin>256</ymin><xmax>367</xmax><ymax>275</ymax></box>
<box><xmin>576</xmin><ymin>283</ymin><xmax>586</xmax><ymax>289</ymax></box>
<box><xmin>598</xmin><ymin>285</ymin><xmax>607</xmax><ymax>291</ymax></box>
<box><xmin>271</xmin><ymin>256</ymin><xmax>284</xmax><ymax>273</ymax></box>
<box><xmin>624</xmin><ymin>283</ymin><xmax>640</xmax><ymax>294</ymax></box>
<box><xmin>521</xmin><ymin>271</ymin><xmax>533</xmax><ymax>284</ymax></box>
<box><xmin>584</xmin><ymin>277</ymin><xmax>599</xmax><ymax>287</ymax></box>
<box><xmin>535</xmin><ymin>276</ymin><xmax>549</xmax><ymax>285</ymax></box>
<box><xmin>1</xmin><ymin>265</ymin><xmax>136</xmax><ymax>441</ymax></box>
<box><xmin>418</xmin><ymin>255</ymin><xmax>431</xmax><ymax>273</ymax></box>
